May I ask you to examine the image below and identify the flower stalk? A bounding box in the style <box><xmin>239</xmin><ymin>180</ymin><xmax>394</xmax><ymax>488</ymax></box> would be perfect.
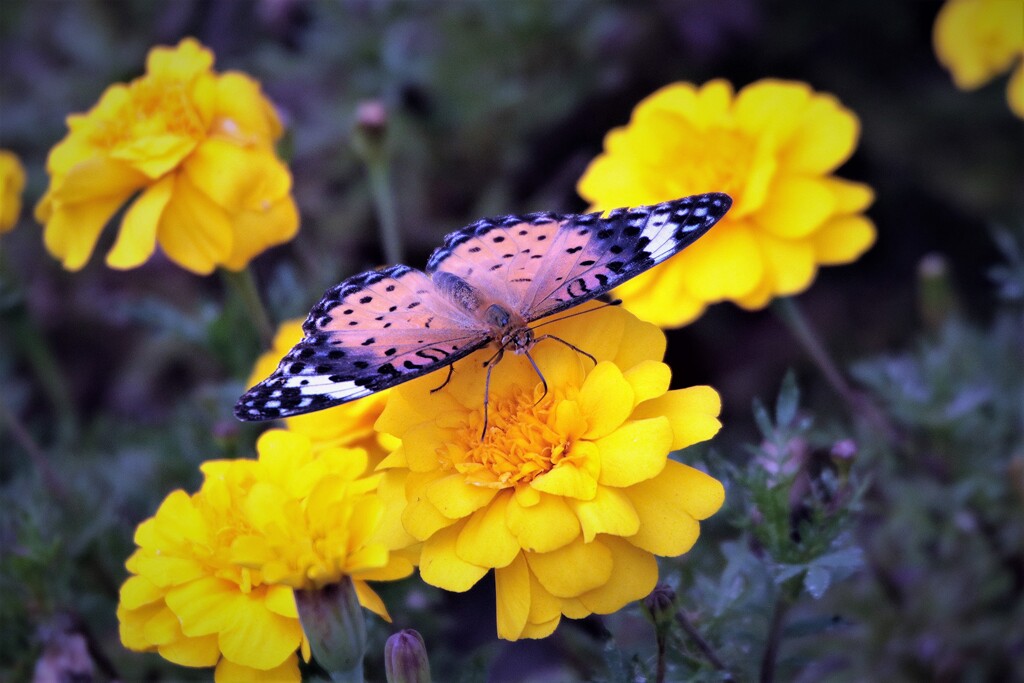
<box><xmin>353</xmin><ymin>100</ymin><xmax>403</xmax><ymax>266</ymax></box>
<box><xmin>221</xmin><ymin>266</ymin><xmax>274</xmax><ymax>348</ymax></box>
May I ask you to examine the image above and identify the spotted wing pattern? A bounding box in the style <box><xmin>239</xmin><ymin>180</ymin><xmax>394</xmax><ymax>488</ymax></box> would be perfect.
<box><xmin>426</xmin><ymin>193</ymin><xmax>732</xmax><ymax>322</ymax></box>
<box><xmin>235</xmin><ymin>265</ymin><xmax>491</xmax><ymax>420</ymax></box>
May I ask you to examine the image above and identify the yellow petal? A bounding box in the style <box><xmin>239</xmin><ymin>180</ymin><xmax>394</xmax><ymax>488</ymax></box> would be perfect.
<box><xmin>264</xmin><ymin>585</ymin><xmax>299</xmax><ymax>619</ymax></box>
<box><xmin>156</xmin><ymin>172</ymin><xmax>233</xmax><ymax>274</ymax></box>
<box><xmin>677</xmin><ymin>222</ymin><xmax>764</xmax><ymax>300</ymax></box>
<box><xmin>525</xmin><ymin>537</ymin><xmax>613</xmax><ymax>598</ymax></box>
<box><xmin>110</xmin><ymin>134</ymin><xmax>199</xmax><ymax>179</ymax></box>
<box><xmin>570</xmin><ymin>486</ymin><xmax>640</xmax><ymax>542</ymax></box>
<box><xmin>1009</xmin><ymin>62</ymin><xmax>1024</xmax><ymax>118</ymax></box>
<box><xmin>755</xmin><ymin>176</ymin><xmax>836</xmax><ymax>239</ymax></box>
<box><xmin>780</xmin><ymin>94</ymin><xmax>859</xmax><ymax>174</ymax></box>
<box><xmin>625</xmin><ymin>461</ymin><xmax>724</xmax><ymax>556</ymax></box>
<box><xmin>622</xmin><ymin>360</ymin><xmax>671</xmax><ymax>405</ymax></box>
<box><xmin>119</xmin><ymin>575</ymin><xmax>163</xmax><ymax>610</ymax></box>
<box><xmin>146</xmin><ymin>37</ymin><xmax>215</xmax><ymax>82</ymax></box>
<box><xmin>594</xmin><ymin>417</ymin><xmax>672</xmax><ymax>488</ymax></box>
<box><xmin>734</xmin><ymin>79</ymin><xmax>812</xmax><ymax>144</ymax></box>
<box><xmin>216</xmin><ymin>655</ymin><xmax>301</xmax><ymax>683</ymax></box>
<box><xmin>693</xmin><ymin>79</ymin><xmax>734</xmax><ymax>128</ymax></box>
<box><xmin>614</xmin><ymin>264</ymin><xmax>709</xmax><ymax>329</ymax></box>
<box><xmin>216</xmin><ymin>593</ymin><xmax>302</xmax><ymax>670</ymax></box>
<box><xmin>823</xmin><ymin>177</ymin><xmax>875</xmax><ymax>214</ymax></box>
<box><xmin>632</xmin><ymin>385</ymin><xmax>721</xmax><ymax>451</ymax></box>
<box><xmin>578</xmin><ymin>536</ymin><xmax>658</xmax><ymax>614</ymax></box>
<box><xmin>520</xmin><ymin>617</ymin><xmax>561</xmax><ymax>640</ymax></box>
<box><xmin>165</xmin><ymin>577</ymin><xmax>238</xmax><ymax>636</ymax></box>
<box><xmin>427</xmin><ymin>473</ymin><xmax>497</xmax><ymax>519</ymax></box>
<box><xmin>353</xmin><ymin>580</ymin><xmax>391</xmax><ymax>622</ymax></box>
<box><xmin>610</xmin><ymin>312</ymin><xmax>667</xmax><ymax>369</ymax></box>
<box><xmin>158</xmin><ymin>633</ymin><xmax>221</xmax><ymax>668</ymax></box>
<box><xmin>106</xmin><ymin>174</ymin><xmax>174</xmax><ymax>268</ymax></box>
<box><xmin>214</xmin><ymin>72</ymin><xmax>284</xmax><ymax>143</ymax></box>
<box><xmin>456</xmin><ymin>491</ymin><xmax>521</xmax><ymax>568</ymax></box>
<box><xmin>141</xmin><ymin>604</ymin><xmax>181</xmax><ymax>645</ymax></box>
<box><xmin>402</xmin><ymin>480</ymin><xmax>459</xmax><ymax>541</ymax></box>
<box><xmin>185</xmin><ymin>140</ymin><xmax>291</xmax><ymax>212</ymax></box>
<box><xmin>50</xmin><ymin>157</ymin><xmax>147</xmax><ymax>204</ymax></box>
<box><xmin>118</xmin><ymin>601</ymin><xmax>163</xmax><ymax>651</ymax></box>
<box><xmin>810</xmin><ymin>215</ymin><xmax>877</xmax><ymax>265</ymax></box>
<box><xmin>43</xmin><ymin>192</ymin><xmax>135</xmax><ymax>271</ymax></box>
<box><xmin>532</xmin><ymin>459</ymin><xmax>597</xmax><ymax>500</ymax></box>
<box><xmin>506</xmin><ymin>492</ymin><xmax>580</xmax><ymax>553</ymax></box>
<box><xmin>756</xmin><ymin>232</ymin><xmax>818</xmax><ymax>296</ymax></box>
<box><xmin>222</xmin><ymin>194</ymin><xmax>299</xmax><ymax>271</ymax></box>
<box><xmin>419</xmin><ymin>523</ymin><xmax>489</xmax><ymax>592</ymax></box>
<box><xmin>578</xmin><ymin>362</ymin><xmax>635</xmax><ymax>439</ymax></box>
<box><xmin>495</xmin><ymin>554</ymin><xmax>530</xmax><ymax>640</ymax></box>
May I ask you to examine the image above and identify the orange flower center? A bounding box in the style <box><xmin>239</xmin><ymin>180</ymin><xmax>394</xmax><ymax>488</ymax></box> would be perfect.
<box><xmin>93</xmin><ymin>78</ymin><xmax>207</xmax><ymax>149</ymax></box>
<box><xmin>446</xmin><ymin>387</ymin><xmax>571</xmax><ymax>489</ymax></box>
<box><xmin>665</xmin><ymin>121</ymin><xmax>758</xmax><ymax>205</ymax></box>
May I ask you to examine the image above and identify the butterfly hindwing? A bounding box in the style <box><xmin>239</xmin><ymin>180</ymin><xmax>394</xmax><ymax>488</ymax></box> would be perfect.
<box><xmin>235</xmin><ymin>265</ymin><xmax>490</xmax><ymax>420</ymax></box>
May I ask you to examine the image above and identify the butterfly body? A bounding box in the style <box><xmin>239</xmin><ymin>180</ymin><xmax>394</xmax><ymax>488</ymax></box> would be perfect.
<box><xmin>236</xmin><ymin>193</ymin><xmax>732</xmax><ymax>422</ymax></box>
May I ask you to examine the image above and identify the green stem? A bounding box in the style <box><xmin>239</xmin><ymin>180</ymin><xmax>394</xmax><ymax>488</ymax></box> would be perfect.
<box><xmin>772</xmin><ymin>296</ymin><xmax>898</xmax><ymax>441</ymax></box>
<box><xmin>758</xmin><ymin>591</ymin><xmax>792</xmax><ymax>683</ymax></box>
<box><xmin>221</xmin><ymin>267</ymin><xmax>274</xmax><ymax>348</ymax></box>
<box><xmin>0</xmin><ymin>250</ymin><xmax>78</xmax><ymax>444</ymax></box>
<box><xmin>365</xmin><ymin>148</ymin><xmax>403</xmax><ymax>266</ymax></box>
<box><xmin>0</xmin><ymin>396</ymin><xmax>66</xmax><ymax>500</ymax></box>
<box><xmin>675</xmin><ymin>610</ymin><xmax>732</xmax><ymax>679</ymax></box>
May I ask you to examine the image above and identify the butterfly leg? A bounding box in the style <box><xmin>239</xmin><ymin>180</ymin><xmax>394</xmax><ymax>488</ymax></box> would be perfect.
<box><xmin>430</xmin><ymin>363</ymin><xmax>455</xmax><ymax>393</ymax></box>
<box><xmin>481</xmin><ymin>347</ymin><xmax>505</xmax><ymax>440</ymax></box>
<box><xmin>522</xmin><ymin>347</ymin><xmax>549</xmax><ymax>406</ymax></box>
<box><xmin>533</xmin><ymin>334</ymin><xmax>598</xmax><ymax>366</ymax></box>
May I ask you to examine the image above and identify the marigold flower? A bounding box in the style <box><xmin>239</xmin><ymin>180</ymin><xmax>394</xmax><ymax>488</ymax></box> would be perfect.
<box><xmin>374</xmin><ymin>304</ymin><xmax>724</xmax><ymax>640</ymax></box>
<box><xmin>36</xmin><ymin>37</ymin><xmax>298</xmax><ymax>274</ymax></box>
<box><xmin>0</xmin><ymin>150</ymin><xmax>26</xmax><ymax>233</ymax></box>
<box><xmin>934</xmin><ymin>0</ymin><xmax>1024</xmax><ymax>117</ymax></box>
<box><xmin>578</xmin><ymin>79</ymin><xmax>876</xmax><ymax>327</ymax></box>
<box><xmin>118</xmin><ymin>430</ymin><xmax>412</xmax><ymax>681</ymax></box>
<box><xmin>248</xmin><ymin>318</ymin><xmax>398</xmax><ymax>466</ymax></box>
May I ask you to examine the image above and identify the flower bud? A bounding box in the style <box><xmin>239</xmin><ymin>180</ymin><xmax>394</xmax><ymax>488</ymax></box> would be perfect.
<box><xmin>384</xmin><ymin>629</ymin><xmax>432</xmax><ymax>683</ymax></box>
<box><xmin>294</xmin><ymin>576</ymin><xmax>366</xmax><ymax>679</ymax></box>
<box><xmin>918</xmin><ymin>252</ymin><xmax>959</xmax><ymax>329</ymax></box>
<box><xmin>643</xmin><ymin>584</ymin><xmax>677</xmax><ymax>627</ymax></box>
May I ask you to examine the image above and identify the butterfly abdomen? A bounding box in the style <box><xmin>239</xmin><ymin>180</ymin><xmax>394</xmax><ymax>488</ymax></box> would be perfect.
<box><xmin>432</xmin><ymin>271</ymin><xmax>483</xmax><ymax>312</ymax></box>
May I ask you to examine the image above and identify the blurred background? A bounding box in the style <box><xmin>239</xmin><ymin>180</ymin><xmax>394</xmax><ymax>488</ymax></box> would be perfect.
<box><xmin>1</xmin><ymin>1</ymin><xmax>1022</xmax><ymax>681</ymax></box>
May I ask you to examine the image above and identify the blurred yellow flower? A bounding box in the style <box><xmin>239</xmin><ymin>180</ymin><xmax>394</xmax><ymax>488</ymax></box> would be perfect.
<box><xmin>118</xmin><ymin>430</ymin><xmax>410</xmax><ymax>681</ymax></box>
<box><xmin>36</xmin><ymin>37</ymin><xmax>298</xmax><ymax>274</ymax></box>
<box><xmin>374</xmin><ymin>304</ymin><xmax>724</xmax><ymax>640</ymax></box>
<box><xmin>248</xmin><ymin>318</ymin><xmax>398</xmax><ymax>467</ymax></box>
<box><xmin>578</xmin><ymin>79</ymin><xmax>876</xmax><ymax>328</ymax></box>
<box><xmin>934</xmin><ymin>0</ymin><xmax>1024</xmax><ymax>117</ymax></box>
<box><xmin>1</xmin><ymin>150</ymin><xmax>26</xmax><ymax>233</ymax></box>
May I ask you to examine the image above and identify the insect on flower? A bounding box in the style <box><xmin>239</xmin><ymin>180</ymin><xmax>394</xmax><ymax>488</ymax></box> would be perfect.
<box><xmin>235</xmin><ymin>193</ymin><xmax>732</xmax><ymax>431</ymax></box>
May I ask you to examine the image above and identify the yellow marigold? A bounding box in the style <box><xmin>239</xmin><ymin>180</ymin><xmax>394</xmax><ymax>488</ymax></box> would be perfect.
<box><xmin>35</xmin><ymin>37</ymin><xmax>298</xmax><ymax>274</ymax></box>
<box><xmin>118</xmin><ymin>430</ymin><xmax>411</xmax><ymax>682</ymax></box>
<box><xmin>374</xmin><ymin>304</ymin><xmax>725</xmax><ymax>640</ymax></box>
<box><xmin>934</xmin><ymin>0</ymin><xmax>1024</xmax><ymax>117</ymax></box>
<box><xmin>248</xmin><ymin>318</ymin><xmax>398</xmax><ymax>467</ymax></box>
<box><xmin>578</xmin><ymin>79</ymin><xmax>876</xmax><ymax>328</ymax></box>
<box><xmin>0</xmin><ymin>150</ymin><xmax>26</xmax><ymax>233</ymax></box>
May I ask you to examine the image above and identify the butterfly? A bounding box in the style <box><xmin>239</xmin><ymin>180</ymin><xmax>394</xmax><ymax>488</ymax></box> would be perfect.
<box><xmin>235</xmin><ymin>192</ymin><xmax>732</xmax><ymax>424</ymax></box>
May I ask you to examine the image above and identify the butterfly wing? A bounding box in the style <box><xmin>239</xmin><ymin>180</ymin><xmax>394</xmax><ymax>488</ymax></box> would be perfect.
<box><xmin>235</xmin><ymin>265</ymin><xmax>491</xmax><ymax>421</ymax></box>
<box><xmin>426</xmin><ymin>193</ymin><xmax>731</xmax><ymax>322</ymax></box>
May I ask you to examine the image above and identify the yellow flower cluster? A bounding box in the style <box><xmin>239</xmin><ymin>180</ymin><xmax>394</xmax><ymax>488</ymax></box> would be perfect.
<box><xmin>36</xmin><ymin>38</ymin><xmax>298</xmax><ymax>274</ymax></box>
<box><xmin>934</xmin><ymin>0</ymin><xmax>1024</xmax><ymax>118</ymax></box>
<box><xmin>118</xmin><ymin>430</ymin><xmax>411</xmax><ymax>682</ymax></box>
<box><xmin>578</xmin><ymin>79</ymin><xmax>876</xmax><ymax>328</ymax></box>
<box><xmin>374</xmin><ymin>304</ymin><xmax>724</xmax><ymax>639</ymax></box>
<box><xmin>0</xmin><ymin>150</ymin><xmax>26</xmax><ymax>234</ymax></box>
<box><xmin>247</xmin><ymin>318</ymin><xmax>398</xmax><ymax>467</ymax></box>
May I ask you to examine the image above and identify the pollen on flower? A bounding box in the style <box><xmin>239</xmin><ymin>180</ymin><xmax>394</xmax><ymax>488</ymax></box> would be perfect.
<box><xmin>448</xmin><ymin>387</ymin><xmax>574</xmax><ymax>488</ymax></box>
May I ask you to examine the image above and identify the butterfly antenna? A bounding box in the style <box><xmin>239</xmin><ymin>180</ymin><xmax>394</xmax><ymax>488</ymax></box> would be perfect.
<box><xmin>533</xmin><ymin>334</ymin><xmax>598</xmax><ymax>366</ymax></box>
<box><xmin>528</xmin><ymin>299</ymin><xmax>622</xmax><ymax>331</ymax></box>
<box><xmin>522</xmin><ymin>347</ymin><xmax>549</xmax><ymax>406</ymax></box>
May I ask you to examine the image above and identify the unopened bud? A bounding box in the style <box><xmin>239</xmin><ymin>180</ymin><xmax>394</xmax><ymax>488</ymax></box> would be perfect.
<box><xmin>830</xmin><ymin>439</ymin><xmax>857</xmax><ymax>462</ymax></box>
<box><xmin>643</xmin><ymin>584</ymin><xmax>676</xmax><ymax>626</ymax></box>
<box><xmin>354</xmin><ymin>99</ymin><xmax>389</xmax><ymax>151</ymax></box>
<box><xmin>385</xmin><ymin>629</ymin><xmax>432</xmax><ymax>683</ymax></box>
<box><xmin>918</xmin><ymin>253</ymin><xmax>959</xmax><ymax>329</ymax></box>
<box><xmin>294</xmin><ymin>576</ymin><xmax>366</xmax><ymax>679</ymax></box>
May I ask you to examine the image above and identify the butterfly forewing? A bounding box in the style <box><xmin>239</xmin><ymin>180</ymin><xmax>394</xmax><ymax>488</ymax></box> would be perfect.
<box><xmin>235</xmin><ymin>265</ymin><xmax>491</xmax><ymax>420</ymax></box>
<box><xmin>520</xmin><ymin>193</ymin><xmax>731</xmax><ymax>320</ymax></box>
